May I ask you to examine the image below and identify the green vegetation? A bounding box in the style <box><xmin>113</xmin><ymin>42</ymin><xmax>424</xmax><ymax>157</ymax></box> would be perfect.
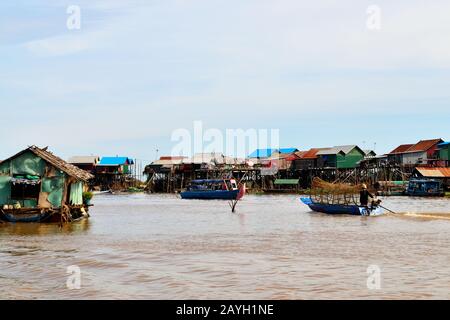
<box><xmin>82</xmin><ymin>191</ymin><xmax>93</xmax><ymax>202</ymax></box>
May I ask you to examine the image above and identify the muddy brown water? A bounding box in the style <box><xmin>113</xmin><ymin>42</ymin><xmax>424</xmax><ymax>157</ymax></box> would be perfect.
<box><xmin>0</xmin><ymin>194</ymin><xmax>449</xmax><ymax>299</ymax></box>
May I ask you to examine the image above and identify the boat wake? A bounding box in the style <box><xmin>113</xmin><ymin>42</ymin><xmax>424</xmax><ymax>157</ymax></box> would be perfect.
<box><xmin>395</xmin><ymin>212</ymin><xmax>450</xmax><ymax>221</ymax></box>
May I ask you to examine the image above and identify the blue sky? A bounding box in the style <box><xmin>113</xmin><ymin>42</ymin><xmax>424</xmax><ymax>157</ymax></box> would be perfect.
<box><xmin>1</xmin><ymin>0</ymin><xmax>449</xmax><ymax>161</ymax></box>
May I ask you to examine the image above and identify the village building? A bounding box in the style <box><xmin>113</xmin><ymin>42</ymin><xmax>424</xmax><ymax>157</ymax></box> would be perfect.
<box><xmin>68</xmin><ymin>156</ymin><xmax>100</xmax><ymax>173</ymax></box>
<box><xmin>411</xmin><ymin>167</ymin><xmax>450</xmax><ymax>191</ymax></box>
<box><xmin>316</xmin><ymin>145</ymin><xmax>366</xmax><ymax>169</ymax></box>
<box><xmin>0</xmin><ymin>146</ymin><xmax>93</xmax><ymax>222</ymax></box>
<box><xmin>95</xmin><ymin>156</ymin><xmax>135</xmax><ymax>190</ymax></box>
<box><xmin>387</xmin><ymin>139</ymin><xmax>443</xmax><ymax>168</ymax></box>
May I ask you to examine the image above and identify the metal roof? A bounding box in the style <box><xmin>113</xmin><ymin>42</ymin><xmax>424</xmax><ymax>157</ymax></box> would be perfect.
<box><xmin>438</xmin><ymin>142</ymin><xmax>450</xmax><ymax>147</ymax></box>
<box><xmin>406</xmin><ymin>139</ymin><xmax>443</xmax><ymax>153</ymax></box>
<box><xmin>68</xmin><ymin>156</ymin><xmax>100</xmax><ymax>165</ymax></box>
<box><xmin>278</xmin><ymin>148</ymin><xmax>298</xmax><ymax>154</ymax></box>
<box><xmin>415</xmin><ymin>167</ymin><xmax>450</xmax><ymax>178</ymax></box>
<box><xmin>300</xmin><ymin>148</ymin><xmax>327</xmax><ymax>159</ymax></box>
<box><xmin>389</xmin><ymin>144</ymin><xmax>414</xmax><ymax>154</ymax></box>
<box><xmin>363</xmin><ymin>150</ymin><xmax>376</xmax><ymax>156</ymax></box>
<box><xmin>248</xmin><ymin>149</ymin><xmax>278</xmax><ymax>158</ymax></box>
<box><xmin>317</xmin><ymin>147</ymin><xmax>346</xmax><ymax>155</ymax></box>
<box><xmin>98</xmin><ymin>157</ymin><xmax>134</xmax><ymax>166</ymax></box>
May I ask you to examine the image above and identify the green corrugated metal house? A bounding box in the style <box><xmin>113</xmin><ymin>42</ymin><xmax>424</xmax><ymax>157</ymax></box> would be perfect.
<box><xmin>0</xmin><ymin>146</ymin><xmax>93</xmax><ymax>209</ymax></box>
<box><xmin>316</xmin><ymin>145</ymin><xmax>365</xmax><ymax>169</ymax></box>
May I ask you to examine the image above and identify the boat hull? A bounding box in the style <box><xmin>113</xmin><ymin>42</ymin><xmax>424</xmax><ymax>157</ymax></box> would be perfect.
<box><xmin>180</xmin><ymin>189</ymin><xmax>241</xmax><ymax>200</ymax></box>
<box><xmin>0</xmin><ymin>210</ymin><xmax>54</xmax><ymax>223</ymax></box>
<box><xmin>300</xmin><ymin>197</ymin><xmax>384</xmax><ymax>216</ymax></box>
<box><xmin>0</xmin><ymin>206</ymin><xmax>90</xmax><ymax>223</ymax></box>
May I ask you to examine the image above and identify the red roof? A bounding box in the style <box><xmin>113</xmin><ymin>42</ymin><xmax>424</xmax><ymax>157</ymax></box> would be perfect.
<box><xmin>300</xmin><ymin>148</ymin><xmax>328</xmax><ymax>159</ymax></box>
<box><xmin>406</xmin><ymin>139</ymin><xmax>443</xmax><ymax>153</ymax></box>
<box><xmin>389</xmin><ymin>144</ymin><xmax>414</xmax><ymax>154</ymax></box>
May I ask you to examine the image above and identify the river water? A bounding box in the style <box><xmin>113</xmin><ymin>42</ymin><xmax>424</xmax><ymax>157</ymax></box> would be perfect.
<box><xmin>0</xmin><ymin>194</ymin><xmax>449</xmax><ymax>299</ymax></box>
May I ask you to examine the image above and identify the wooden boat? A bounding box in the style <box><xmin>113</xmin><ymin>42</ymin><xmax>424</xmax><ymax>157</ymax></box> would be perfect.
<box><xmin>180</xmin><ymin>179</ymin><xmax>245</xmax><ymax>200</ymax></box>
<box><xmin>300</xmin><ymin>197</ymin><xmax>384</xmax><ymax>216</ymax></box>
<box><xmin>0</xmin><ymin>209</ymin><xmax>54</xmax><ymax>223</ymax></box>
<box><xmin>0</xmin><ymin>205</ymin><xmax>90</xmax><ymax>223</ymax></box>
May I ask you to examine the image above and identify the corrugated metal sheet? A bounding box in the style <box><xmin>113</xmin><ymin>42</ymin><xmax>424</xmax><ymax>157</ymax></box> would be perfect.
<box><xmin>68</xmin><ymin>156</ymin><xmax>100</xmax><ymax>164</ymax></box>
<box><xmin>248</xmin><ymin>149</ymin><xmax>277</xmax><ymax>158</ymax></box>
<box><xmin>317</xmin><ymin>147</ymin><xmax>345</xmax><ymax>155</ymax></box>
<box><xmin>300</xmin><ymin>148</ymin><xmax>326</xmax><ymax>159</ymax></box>
<box><xmin>415</xmin><ymin>167</ymin><xmax>450</xmax><ymax>178</ymax></box>
<box><xmin>406</xmin><ymin>139</ymin><xmax>443</xmax><ymax>153</ymax></box>
<box><xmin>317</xmin><ymin>145</ymin><xmax>362</xmax><ymax>156</ymax></box>
<box><xmin>389</xmin><ymin>144</ymin><xmax>414</xmax><ymax>154</ymax></box>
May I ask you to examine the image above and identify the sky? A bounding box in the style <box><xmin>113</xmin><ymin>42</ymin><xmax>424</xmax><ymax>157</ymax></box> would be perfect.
<box><xmin>0</xmin><ymin>0</ymin><xmax>449</xmax><ymax>162</ymax></box>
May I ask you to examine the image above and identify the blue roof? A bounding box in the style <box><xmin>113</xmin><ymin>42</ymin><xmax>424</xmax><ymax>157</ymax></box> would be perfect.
<box><xmin>99</xmin><ymin>157</ymin><xmax>134</xmax><ymax>166</ymax></box>
<box><xmin>438</xmin><ymin>142</ymin><xmax>450</xmax><ymax>147</ymax></box>
<box><xmin>279</xmin><ymin>148</ymin><xmax>298</xmax><ymax>154</ymax></box>
<box><xmin>248</xmin><ymin>148</ymin><xmax>278</xmax><ymax>158</ymax></box>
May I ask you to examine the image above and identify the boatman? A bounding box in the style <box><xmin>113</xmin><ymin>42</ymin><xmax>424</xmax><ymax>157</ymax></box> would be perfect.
<box><xmin>360</xmin><ymin>184</ymin><xmax>374</xmax><ymax>207</ymax></box>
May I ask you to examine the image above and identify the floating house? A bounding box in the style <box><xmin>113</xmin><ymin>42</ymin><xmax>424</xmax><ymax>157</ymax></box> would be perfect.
<box><xmin>0</xmin><ymin>146</ymin><xmax>93</xmax><ymax>223</ymax></box>
<box><xmin>412</xmin><ymin>167</ymin><xmax>450</xmax><ymax>191</ymax></box>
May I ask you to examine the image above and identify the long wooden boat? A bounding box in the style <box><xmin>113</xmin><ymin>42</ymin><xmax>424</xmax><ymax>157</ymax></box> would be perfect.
<box><xmin>0</xmin><ymin>209</ymin><xmax>54</xmax><ymax>223</ymax></box>
<box><xmin>300</xmin><ymin>197</ymin><xmax>384</xmax><ymax>216</ymax></box>
<box><xmin>0</xmin><ymin>205</ymin><xmax>90</xmax><ymax>223</ymax></box>
<box><xmin>180</xmin><ymin>179</ymin><xmax>245</xmax><ymax>200</ymax></box>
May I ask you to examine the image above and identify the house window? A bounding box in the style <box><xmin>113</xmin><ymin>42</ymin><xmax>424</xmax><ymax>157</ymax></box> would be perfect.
<box><xmin>10</xmin><ymin>178</ymin><xmax>41</xmax><ymax>201</ymax></box>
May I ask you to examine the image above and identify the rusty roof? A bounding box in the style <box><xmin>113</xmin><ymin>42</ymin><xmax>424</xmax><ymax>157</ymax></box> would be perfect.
<box><xmin>300</xmin><ymin>148</ymin><xmax>328</xmax><ymax>159</ymax></box>
<box><xmin>415</xmin><ymin>167</ymin><xmax>450</xmax><ymax>178</ymax></box>
<box><xmin>406</xmin><ymin>139</ymin><xmax>443</xmax><ymax>153</ymax></box>
<box><xmin>388</xmin><ymin>144</ymin><xmax>414</xmax><ymax>154</ymax></box>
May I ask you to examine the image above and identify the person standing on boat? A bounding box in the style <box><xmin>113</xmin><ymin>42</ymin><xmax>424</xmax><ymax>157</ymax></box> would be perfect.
<box><xmin>360</xmin><ymin>184</ymin><xmax>374</xmax><ymax>207</ymax></box>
